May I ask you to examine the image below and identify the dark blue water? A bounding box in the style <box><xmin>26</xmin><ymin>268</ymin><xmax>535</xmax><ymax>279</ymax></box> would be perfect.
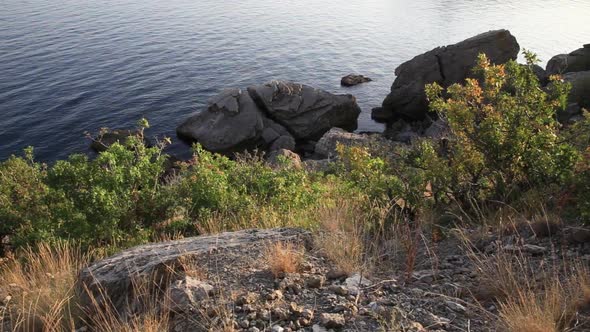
<box><xmin>1</xmin><ymin>0</ymin><xmax>589</xmax><ymax>161</ymax></box>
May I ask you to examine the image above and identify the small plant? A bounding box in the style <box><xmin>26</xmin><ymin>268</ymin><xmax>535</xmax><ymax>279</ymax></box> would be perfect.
<box><xmin>263</xmin><ymin>241</ymin><xmax>304</xmax><ymax>278</ymax></box>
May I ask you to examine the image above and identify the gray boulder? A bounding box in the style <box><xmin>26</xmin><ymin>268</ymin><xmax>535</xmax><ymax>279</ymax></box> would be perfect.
<box><xmin>563</xmin><ymin>71</ymin><xmax>590</xmax><ymax>108</ymax></box>
<box><xmin>546</xmin><ymin>45</ymin><xmax>590</xmax><ymax>75</ymax></box>
<box><xmin>78</xmin><ymin>228</ymin><xmax>310</xmax><ymax>318</ymax></box>
<box><xmin>379</xmin><ymin>30</ymin><xmax>520</xmax><ymax>121</ymax></box>
<box><xmin>314</xmin><ymin>127</ymin><xmax>371</xmax><ymax>158</ymax></box>
<box><xmin>248</xmin><ymin>81</ymin><xmax>361</xmax><ymax>141</ymax></box>
<box><xmin>176</xmin><ymin>88</ymin><xmax>268</xmax><ymax>152</ymax></box>
<box><xmin>266</xmin><ymin>149</ymin><xmax>302</xmax><ymax>169</ymax></box>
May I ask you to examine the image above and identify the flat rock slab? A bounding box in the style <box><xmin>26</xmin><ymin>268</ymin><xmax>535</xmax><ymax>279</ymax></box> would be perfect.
<box><xmin>78</xmin><ymin>228</ymin><xmax>311</xmax><ymax>316</ymax></box>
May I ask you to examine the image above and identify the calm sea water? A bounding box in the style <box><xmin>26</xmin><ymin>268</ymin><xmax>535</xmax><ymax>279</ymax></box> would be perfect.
<box><xmin>1</xmin><ymin>0</ymin><xmax>589</xmax><ymax>161</ymax></box>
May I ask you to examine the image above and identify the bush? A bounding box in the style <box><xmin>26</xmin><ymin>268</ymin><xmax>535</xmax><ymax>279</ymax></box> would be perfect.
<box><xmin>418</xmin><ymin>51</ymin><xmax>578</xmax><ymax>209</ymax></box>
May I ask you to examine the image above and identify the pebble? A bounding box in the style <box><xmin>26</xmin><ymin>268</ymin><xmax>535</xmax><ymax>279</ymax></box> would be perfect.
<box><xmin>320</xmin><ymin>313</ymin><xmax>346</xmax><ymax>328</ymax></box>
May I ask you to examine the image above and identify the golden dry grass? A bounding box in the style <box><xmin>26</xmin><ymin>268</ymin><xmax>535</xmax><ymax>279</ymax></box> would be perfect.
<box><xmin>0</xmin><ymin>242</ymin><xmax>94</xmax><ymax>332</ymax></box>
<box><xmin>313</xmin><ymin>200</ymin><xmax>366</xmax><ymax>275</ymax></box>
<box><xmin>499</xmin><ymin>280</ymin><xmax>571</xmax><ymax>332</ymax></box>
<box><xmin>263</xmin><ymin>241</ymin><xmax>304</xmax><ymax>278</ymax></box>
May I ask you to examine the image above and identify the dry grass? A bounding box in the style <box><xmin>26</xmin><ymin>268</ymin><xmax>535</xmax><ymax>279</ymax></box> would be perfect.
<box><xmin>81</xmin><ymin>275</ymin><xmax>172</xmax><ymax>332</ymax></box>
<box><xmin>458</xmin><ymin>227</ymin><xmax>590</xmax><ymax>332</ymax></box>
<box><xmin>263</xmin><ymin>241</ymin><xmax>304</xmax><ymax>278</ymax></box>
<box><xmin>0</xmin><ymin>242</ymin><xmax>95</xmax><ymax>332</ymax></box>
<box><xmin>314</xmin><ymin>200</ymin><xmax>366</xmax><ymax>275</ymax></box>
<box><xmin>499</xmin><ymin>279</ymin><xmax>572</xmax><ymax>332</ymax></box>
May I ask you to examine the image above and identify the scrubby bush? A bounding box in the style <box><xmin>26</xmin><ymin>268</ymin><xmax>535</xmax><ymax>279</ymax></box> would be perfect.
<box><xmin>0</xmin><ymin>121</ymin><xmax>336</xmax><ymax>250</ymax></box>
<box><xmin>415</xmin><ymin>51</ymin><xmax>578</xmax><ymax>211</ymax></box>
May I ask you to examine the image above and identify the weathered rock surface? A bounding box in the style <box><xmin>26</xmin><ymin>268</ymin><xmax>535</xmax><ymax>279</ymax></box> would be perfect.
<box><xmin>78</xmin><ymin>228</ymin><xmax>310</xmax><ymax>318</ymax></box>
<box><xmin>90</xmin><ymin>129</ymin><xmax>141</xmax><ymax>152</ymax></box>
<box><xmin>176</xmin><ymin>89</ymin><xmax>271</xmax><ymax>152</ymax></box>
<box><xmin>563</xmin><ymin>70</ymin><xmax>590</xmax><ymax>108</ymax></box>
<box><xmin>248</xmin><ymin>81</ymin><xmax>361</xmax><ymax>141</ymax></box>
<box><xmin>340</xmin><ymin>74</ymin><xmax>372</xmax><ymax>87</ymax></box>
<box><xmin>314</xmin><ymin>127</ymin><xmax>372</xmax><ymax>158</ymax></box>
<box><xmin>178</xmin><ymin>82</ymin><xmax>361</xmax><ymax>155</ymax></box>
<box><xmin>379</xmin><ymin>29</ymin><xmax>520</xmax><ymax>122</ymax></box>
<box><xmin>546</xmin><ymin>44</ymin><xmax>590</xmax><ymax>75</ymax></box>
<box><xmin>266</xmin><ymin>149</ymin><xmax>302</xmax><ymax>169</ymax></box>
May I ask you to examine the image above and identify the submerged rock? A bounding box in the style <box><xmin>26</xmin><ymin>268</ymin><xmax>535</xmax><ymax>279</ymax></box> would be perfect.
<box><xmin>381</xmin><ymin>29</ymin><xmax>520</xmax><ymax>122</ymax></box>
<box><xmin>340</xmin><ymin>74</ymin><xmax>372</xmax><ymax>87</ymax></box>
<box><xmin>90</xmin><ymin>129</ymin><xmax>140</xmax><ymax>152</ymax></box>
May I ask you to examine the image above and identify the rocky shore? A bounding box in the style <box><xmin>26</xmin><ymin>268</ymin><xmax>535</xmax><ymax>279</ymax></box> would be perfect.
<box><xmin>74</xmin><ymin>223</ymin><xmax>590</xmax><ymax>331</ymax></box>
<box><xmin>165</xmin><ymin>30</ymin><xmax>588</xmax><ymax>166</ymax></box>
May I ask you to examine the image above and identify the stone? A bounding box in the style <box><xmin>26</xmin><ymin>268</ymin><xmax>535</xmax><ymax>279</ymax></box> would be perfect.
<box><xmin>341</xmin><ymin>74</ymin><xmax>372</xmax><ymax>87</ymax></box>
<box><xmin>90</xmin><ymin>129</ymin><xmax>140</xmax><ymax>152</ymax></box>
<box><xmin>78</xmin><ymin>228</ymin><xmax>310</xmax><ymax>318</ymax></box>
<box><xmin>306</xmin><ymin>275</ymin><xmax>326</xmax><ymax>289</ymax></box>
<box><xmin>424</xmin><ymin>118</ymin><xmax>449</xmax><ymax>139</ymax></box>
<box><xmin>344</xmin><ymin>273</ymin><xmax>371</xmax><ymax>296</ymax></box>
<box><xmin>302</xmin><ymin>159</ymin><xmax>332</xmax><ymax>173</ymax></box>
<box><xmin>271</xmin><ymin>325</ymin><xmax>284</xmax><ymax>332</ymax></box>
<box><xmin>266</xmin><ymin>149</ymin><xmax>302</xmax><ymax>169</ymax></box>
<box><xmin>571</xmin><ymin>227</ymin><xmax>590</xmax><ymax>244</ymax></box>
<box><xmin>329</xmin><ymin>285</ymin><xmax>349</xmax><ymax>296</ymax></box>
<box><xmin>326</xmin><ymin>269</ymin><xmax>348</xmax><ymax>280</ymax></box>
<box><xmin>176</xmin><ymin>88</ymin><xmax>267</xmax><ymax>152</ymax></box>
<box><xmin>236</xmin><ymin>292</ymin><xmax>259</xmax><ymax>305</ymax></box>
<box><xmin>563</xmin><ymin>71</ymin><xmax>590</xmax><ymax>108</ymax></box>
<box><xmin>312</xmin><ymin>325</ymin><xmax>328</xmax><ymax>332</ymax></box>
<box><xmin>371</xmin><ymin>106</ymin><xmax>393</xmax><ymax>123</ymax></box>
<box><xmin>504</xmin><ymin>244</ymin><xmax>547</xmax><ymax>255</ymax></box>
<box><xmin>530</xmin><ymin>221</ymin><xmax>561</xmax><ymax>238</ymax></box>
<box><xmin>381</xmin><ymin>30</ymin><xmax>519</xmax><ymax>121</ymax></box>
<box><xmin>269</xmin><ymin>135</ymin><xmax>296</xmax><ymax>151</ymax></box>
<box><xmin>320</xmin><ymin>313</ymin><xmax>346</xmax><ymax>328</ymax></box>
<box><xmin>248</xmin><ymin>81</ymin><xmax>361</xmax><ymax>140</ymax></box>
<box><xmin>168</xmin><ymin>276</ymin><xmax>214</xmax><ymax>311</ymax></box>
<box><xmin>531</xmin><ymin>64</ymin><xmax>550</xmax><ymax>86</ymax></box>
<box><xmin>314</xmin><ymin>127</ymin><xmax>371</xmax><ymax>158</ymax></box>
<box><xmin>445</xmin><ymin>300</ymin><xmax>467</xmax><ymax>313</ymax></box>
<box><xmin>546</xmin><ymin>46</ymin><xmax>590</xmax><ymax>75</ymax></box>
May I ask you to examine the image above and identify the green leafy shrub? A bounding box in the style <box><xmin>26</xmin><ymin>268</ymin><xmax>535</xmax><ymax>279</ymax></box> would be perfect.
<box><xmin>419</xmin><ymin>51</ymin><xmax>577</xmax><ymax>209</ymax></box>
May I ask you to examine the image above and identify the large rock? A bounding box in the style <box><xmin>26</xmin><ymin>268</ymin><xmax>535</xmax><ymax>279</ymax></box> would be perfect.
<box><xmin>78</xmin><ymin>228</ymin><xmax>310</xmax><ymax>318</ymax></box>
<box><xmin>176</xmin><ymin>88</ymin><xmax>269</xmax><ymax>152</ymax></box>
<box><xmin>546</xmin><ymin>44</ymin><xmax>590</xmax><ymax>75</ymax></box>
<box><xmin>248</xmin><ymin>81</ymin><xmax>361</xmax><ymax>141</ymax></box>
<box><xmin>177</xmin><ymin>82</ymin><xmax>361</xmax><ymax>154</ymax></box>
<box><xmin>563</xmin><ymin>71</ymin><xmax>590</xmax><ymax>108</ymax></box>
<box><xmin>378</xmin><ymin>30</ymin><xmax>520</xmax><ymax>121</ymax></box>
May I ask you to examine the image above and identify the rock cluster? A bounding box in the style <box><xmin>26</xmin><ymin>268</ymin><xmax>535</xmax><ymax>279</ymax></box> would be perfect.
<box><xmin>177</xmin><ymin>82</ymin><xmax>361</xmax><ymax>155</ymax></box>
<box><xmin>74</xmin><ymin>217</ymin><xmax>590</xmax><ymax>332</ymax></box>
<box><xmin>376</xmin><ymin>29</ymin><xmax>520</xmax><ymax>123</ymax></box>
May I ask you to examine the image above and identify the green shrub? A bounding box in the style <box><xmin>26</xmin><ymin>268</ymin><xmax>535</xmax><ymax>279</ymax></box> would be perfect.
<box><xmin>419</xmin><ymin>51</ymin><xmax>577</xmax><ymax>208</ymax></box>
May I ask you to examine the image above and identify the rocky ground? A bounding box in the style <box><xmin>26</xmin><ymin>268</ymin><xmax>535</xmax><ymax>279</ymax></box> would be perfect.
<box><xmin>74</xmin><ymin>223</ymin><xmax>590</xmax><ymax>332</ymax></box>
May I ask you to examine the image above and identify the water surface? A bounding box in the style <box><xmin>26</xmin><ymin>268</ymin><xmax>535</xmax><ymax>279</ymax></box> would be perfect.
<box><xmin>1</xmin><ymin>0</ymin><xmax>589</xmax><ymax>160</ymax></box>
